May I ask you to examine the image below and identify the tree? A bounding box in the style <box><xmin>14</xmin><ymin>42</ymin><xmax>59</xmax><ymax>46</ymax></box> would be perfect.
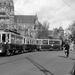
<box><xmin>43</xmin><ymin>21</ymin><xmax>49</xmax><ymax>30</ymax></box>
<box><xmin>58</xmin><ymin>26</ymin><xmax>64</xmax><ymax>40</ymax></box>
<box><xmin>67</xmin><ymin>21</ymin><xmax>75</xmax><ymax>43</ymax></box>
<box><xmin>37</xmin><ymin>21</ymin><xmax>49</xmax><ymax>39</ymax></box>
<box><xmin>52</xmin><ymin>28</ymin><xmax>59</xmax><ymax>39</ymax></box>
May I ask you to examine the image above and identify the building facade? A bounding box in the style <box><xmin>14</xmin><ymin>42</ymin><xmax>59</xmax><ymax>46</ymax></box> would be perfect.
<box><xmin>48</xmin><ymin>27</ymin><xmax>64</xmax><ymax>40</ymax></box>
<box><xmin>0</xmin><ymin>0</ymin><xmax>14</xmax><ymax>30</ymax></box>
<box><xmin>0</xmin><ymin>0</ymin><xmax>39</xmax><ymax>38</ymax></box>
<box><xmin>14</xmin><ymin>15</ymin><xmax>38</xmax><ymax>38</ymax></box>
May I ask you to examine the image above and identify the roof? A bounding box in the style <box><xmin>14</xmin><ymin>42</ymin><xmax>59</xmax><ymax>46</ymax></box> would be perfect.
<box><xmin>52</xmin><ymin>28</ymin><xmax>59</xmax><ymax>36</ymax></box>
<box><xmin>0</xmin><ymin>0</ymin><xmax>13</xmax><ymax>2</ymax></box>
<box><xmin>52</xmin><ymin>31</ymin><xmax>59</xmax><ymax>36</ymax></box>
<box><xmin>14</xmin><ymin>15</ymin><xmax>37</xmax><ymax>24</ymax></box>
<box><xmin>48</xmin><ymin>30</ymin><xmax>60</xmax><ymax>39</ymax></box>
<box><xmin>35</xmin><ymin>21</ymin><xmax>43</xmax><ymax>29</ymax></box>
<box><xmin>48</xmin><ymin>30</ymin><xmax>53</xmax><ymax>35</ymax></box>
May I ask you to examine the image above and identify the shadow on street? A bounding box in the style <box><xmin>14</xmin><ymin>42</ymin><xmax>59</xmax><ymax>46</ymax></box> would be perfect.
<box><xmin>58</xmin><ymin>55</ymin><xmax>67</xmax><ymax>58</ymax></box>
<box><xmin>58</xmin><ymin>55</ymin><xmax>75</xmax><ymax>60</ymax></box>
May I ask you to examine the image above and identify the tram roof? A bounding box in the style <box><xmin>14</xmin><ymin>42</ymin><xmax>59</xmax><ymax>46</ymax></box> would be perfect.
<box><xmin>36</xmin><ymin>39</ymin><xmax>61</xmax><ymax>41</ymax></box>
<box><xmin>0</xmin><ymin>30</ymin><xmax>36</xmax><ymax>39</ymax></box>
<box><xmin>0</xmin><ymin>30</ymin><xmax>22</xmax><ymax>36</ymax></box>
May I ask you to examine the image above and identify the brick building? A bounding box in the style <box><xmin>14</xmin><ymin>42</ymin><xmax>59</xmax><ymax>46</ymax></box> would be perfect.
<box><xmin>14</xmin><ymin>15</ymin><xmax>38</xmax><ymax>37</ymax></box>
<box><xmin>0</xmin><ymin>0</ymin><xmax>14</xmax><ymax>29</ymax></box>
<box><xmin>0</xmin><ymin>0</ymin><xmax>40</xmax><ymax>38</ymax></box>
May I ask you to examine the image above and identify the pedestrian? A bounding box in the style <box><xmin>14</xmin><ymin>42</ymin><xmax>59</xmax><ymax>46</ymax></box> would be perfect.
<box><xmin>64</xmin><ymin>41</ymin><xmax>70</xmax><ymax>57</ymax></box>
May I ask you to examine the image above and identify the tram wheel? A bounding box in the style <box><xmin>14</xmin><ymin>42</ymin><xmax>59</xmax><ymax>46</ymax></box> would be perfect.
<box><xmin>21</xmin><ymin>50</ymin><xmax>24</xmax><ymax>53</ymax></box>
<box><xmin>23</xmin><ymin>49</ymin><xmax>26</xmax><ymax>53</ymax></box>
<box><xmin>6</xmin><ymin>50</ymin><xmax>11</xmax><ymax>56</ymax></box>
<box><xmin>10</xmin><ymin>51</ymin><xmax>13</xmax><ymax>56</ymax></box>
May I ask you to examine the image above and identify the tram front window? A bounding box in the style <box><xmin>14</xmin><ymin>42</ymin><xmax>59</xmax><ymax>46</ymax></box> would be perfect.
<box><xmin>2</xmin><ymin>34</ymin><xmax>6</xmax><ymax>42</ymax></box>
<box><xmin>42</xmin><ymin>40</ymin><xmax>48</xmax><ymax>45</ymax></box>
<box><xmin>0</xmin><ymin>34</ymin><xmax>1</xmax><ymax>42</ymax></box>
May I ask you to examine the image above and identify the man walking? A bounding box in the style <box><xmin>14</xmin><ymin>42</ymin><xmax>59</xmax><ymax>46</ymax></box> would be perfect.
<box><xmin>64</xmin><ymin>41</ymin><xmax>70</xmax><ymax>57</ymax></box>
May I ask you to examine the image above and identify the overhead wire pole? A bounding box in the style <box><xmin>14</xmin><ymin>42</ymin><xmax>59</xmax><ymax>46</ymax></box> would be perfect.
<box><xmin>13</xmin><ymin>10</ymin><xmax>21</xmax><ymax>32</ymax></box>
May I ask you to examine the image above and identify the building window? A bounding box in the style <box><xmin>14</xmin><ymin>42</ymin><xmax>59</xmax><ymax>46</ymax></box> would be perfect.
<box><xmin>0</xmin><ymin>12</ymin><xmax>6</xmax><ymax>15</ymax></box>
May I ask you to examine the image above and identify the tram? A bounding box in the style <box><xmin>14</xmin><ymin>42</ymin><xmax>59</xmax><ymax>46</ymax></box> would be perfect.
<box><xmin>36</xmin><ymin>39</ymin><xmax>62</xmax><ymax>51</ymax></box>
<box><xmin>0</xmin><ymin>29</ymin><xmax>25</xmax><ymax>56</ymax></box>
<box><xmin>0</xmin><ymin>29</ymin><xmax>62</xmax><ymax>56</ymax></box>
<box><xmin>0</xmin><ymin>29</ymin><xmax>38</xmax><ymax>56</ymax></box>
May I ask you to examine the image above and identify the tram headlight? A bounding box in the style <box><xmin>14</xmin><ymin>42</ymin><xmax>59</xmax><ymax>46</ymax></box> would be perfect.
<box><xmin>51</xmin><ymin>44</ymin><xmax>53</xmax><ymax>46</ymax></box>
<box><xmin>0</xmin><ymin>50</ymin><xmax>2</xmax><ymax>53</ymax></box>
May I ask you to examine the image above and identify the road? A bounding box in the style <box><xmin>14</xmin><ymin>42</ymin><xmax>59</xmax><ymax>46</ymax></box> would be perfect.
<box><xmin>0</xmin><ymin>51</ymin><xmax>75</xmax><ymax>75</ymax></box>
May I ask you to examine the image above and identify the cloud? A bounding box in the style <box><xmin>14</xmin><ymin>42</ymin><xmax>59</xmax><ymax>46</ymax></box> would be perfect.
<box><xmin>14</xmin><ymin>0</ymin><xmax>63</xmax><ymax>15</ymax></box>
<box><xmin>49</xmin><ymin>20</ymin><xmax>73</xmax><ymax>30</ymax></box>
<box><xmin>13</xmin><ymin>0</ymin><xmax>75</xmax><ymax>30</ymax></box>
<box><xmin>47</xmin><ymin>1</ymin><xmax>75</xmax><ymax>30</ymax></box>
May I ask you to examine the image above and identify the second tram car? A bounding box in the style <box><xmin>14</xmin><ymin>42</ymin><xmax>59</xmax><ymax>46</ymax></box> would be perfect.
<box><xmin>49</xmin><ymin>39</ymin><xmax>62</xmax><ymax>51</ymax></box>
<box><xmin>36</xmin><ymin>39</ymin><xmax>62</xmax><ymax>51</ymax></box>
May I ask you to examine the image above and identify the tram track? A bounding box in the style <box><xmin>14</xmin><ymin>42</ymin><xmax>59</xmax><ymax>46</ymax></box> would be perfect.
<box><xmin>26</xmin><ymin>57</ymin><xmax>54</xmax><ymax>75</ymax></box>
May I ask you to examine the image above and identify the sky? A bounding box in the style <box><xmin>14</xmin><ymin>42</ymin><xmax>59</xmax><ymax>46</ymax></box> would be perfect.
<box><xmin>13</xmin><ymin>0</ymin><xmax>75</xmax><ymax>30</ymax></box>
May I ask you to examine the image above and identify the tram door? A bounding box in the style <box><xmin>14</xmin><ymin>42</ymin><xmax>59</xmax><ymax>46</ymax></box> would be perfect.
<box><xmin>2</xmin><ymin>34</ymin><xmax>10</xmax><ymax>43</ymax></box>
<box><xmin>2</xmin><ymin>34</ymin><xmax>6</xmax><ymax>43</ymax></box>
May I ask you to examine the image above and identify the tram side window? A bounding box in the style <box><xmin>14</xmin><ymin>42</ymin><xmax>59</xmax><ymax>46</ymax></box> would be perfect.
<box><xmin>2</xmin><ymin>34</ymin><xmax>6</xmax><ymax>42</ymax></box>
<box><xmin>42</xmin><ymin>40</ymin><xmax>48</xmax><ymax>45</ymax></box>
<box><xmin>26</xmin><ymin>39</ymin><xmax>30</xmax><ymax>44</ymax></box>
<box><xmin>36</xmin><ymin>40</ymin><xmax>41</xmax><ymax>45</ymax></box>
<box><xmin>36</xmin><ymin>40</ymin><xmax>39</xmax><ymax>44</ymax></box>
<box><xmin>49</xmin><ymin>41</ymin><xmax>53</xmax><ymax>44</ymax></box>
<box><xmin>31</xmin><ymin>40</ymin><xmax>33</xmax><ymax>44</ymax></box>
<box><xmin>24</xmin><ymin>38</ymin><xmax>25</xmax><ymax>44</ymax></box>
<box><xmin>16</xmin><ymin>36</ymin><xmax>23</xmax><ymax>44</ymax></box>
<box><xmin>27</xmin><ymin>40</ymin><xmax>29</xmax><ymax>44</ymax></box>
<box><xmin>54</xmin><ymin>41</ymin><xmax>60</xmax><ymax>44</ymax></box>
<box><xmin>49</xmin><ymin>40</ymin><xmax>60</xmax><ymax>44</ymax></box>
<box><xmin>7</xmin><ymin>34</ymin><xmax>10</xmax><ymax>42</ymax></box>
<box><xmin>29</xmin><ymin>40</ymin><xmax>31</xmax><ymax>44</ymax></box>
<box><xmin>11</xmin><ymin>34</ymin><xmax>15</xmax><ymax>44</ymax></box>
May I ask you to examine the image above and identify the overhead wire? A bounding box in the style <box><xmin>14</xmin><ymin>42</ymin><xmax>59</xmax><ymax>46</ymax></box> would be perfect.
<box><xmin>62</xmin><ymin>0</ymin><xmax>75</xmax><ymax>11</ymax></box>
